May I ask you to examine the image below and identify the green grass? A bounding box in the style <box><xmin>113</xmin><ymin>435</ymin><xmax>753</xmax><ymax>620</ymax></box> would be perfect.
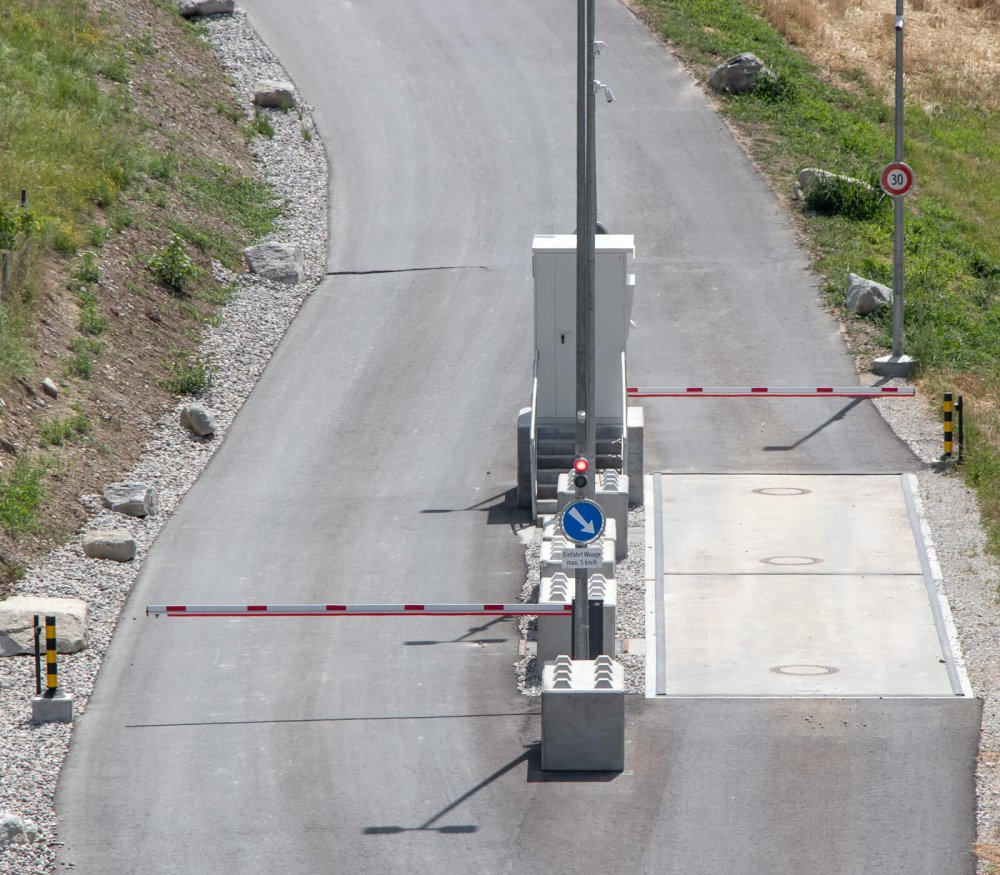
<box><xmin>0</xmin><ymin>455</ymin><xmax>47</xmax><ymax>534</ymax></box>
<box><xmin>0</xmin><ymin>0</ymin><xmax>283</xmax><ymax>393</ymax></box>
<box><xmin>179</xmin><ymin>160</ymin><xmax>281</xmax><ymax>242</ymax></box>
<box><xmin>147</xmin><ymin>234</ymin><xmax>200</xmax><ymax>294</ymax></box>
<box><xmin>0</xmin><ymin>1</ymin><xmax>141</xmax><ymax>249</ymax></box>
<box><xmin>162</xmin><ymin>351</ymin><xmax>211</xmax><ymax>395</ymax></box>
<box><xmin>247</xmin><ymin>109</ymin><xmax>274</xmax><ymax>140</ymax></box>
<box><xmin>77</xmin><ymin>288</ymin><xmax>109</xmax><ymax>336</ymax></box>
<box><xmin>64</xmin><ymin>337</ymin><xmax>105</xmax><ymax>378</ymax></box>
<box><xmin>38</xmin><ymin>406</ymin><xmax>91</xmax><ymax>447</ymax></box>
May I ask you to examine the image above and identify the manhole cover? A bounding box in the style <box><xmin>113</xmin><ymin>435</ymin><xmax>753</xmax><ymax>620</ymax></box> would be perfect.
<box><xmin>760</xmin><ymin>555</ymin><xmax>823</xmax><ymax>566</ymax></box>
<box><xmin>753</xmin><ymin>487</ymin><xmax>812</xmax><ymax>496</ymax></box>
<box><xmin>769</xmin><ymin>664</ymin><xmax>839</xmax><ymax>676</ymax></box>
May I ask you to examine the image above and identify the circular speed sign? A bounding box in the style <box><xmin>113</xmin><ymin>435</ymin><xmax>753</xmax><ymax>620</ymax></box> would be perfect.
<box><xmin>880</xmin><ymin>162</ymin><xmax>915</xmax><ymax>197</ymax></box>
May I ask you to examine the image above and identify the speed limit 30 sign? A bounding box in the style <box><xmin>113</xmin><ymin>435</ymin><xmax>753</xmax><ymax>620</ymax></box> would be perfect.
<box><xmin>881</xmin><ymin>162</ymin><xmax>915</xmax><ymax>197</ymax></box>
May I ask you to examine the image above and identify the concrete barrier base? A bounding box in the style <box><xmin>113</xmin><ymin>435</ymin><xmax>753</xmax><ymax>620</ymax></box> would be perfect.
<box><xmin>542</xmin><ymin>656</ymin><xmax>625</xmax><ymax>771</ymax></box>
<box><xmin>32</xmin><ymin>690</ymin><xmax>73</xmax><ymax>724</ymax></box>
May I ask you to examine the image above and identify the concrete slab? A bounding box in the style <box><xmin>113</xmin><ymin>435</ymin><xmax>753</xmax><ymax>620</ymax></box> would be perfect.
<box><xmin>659</xmin><ymin>474</ymin><xmax>922</xmax><ymax>576</ymax></box>
<box><xmin>663</xmin><ymin>574</ymin><xmax>952</xmax><ymax>695</ymax></box>
<box><xmin>646</xmin><ymin>473</ymin><xmax>969</xmax><ymax>698</ymax></box>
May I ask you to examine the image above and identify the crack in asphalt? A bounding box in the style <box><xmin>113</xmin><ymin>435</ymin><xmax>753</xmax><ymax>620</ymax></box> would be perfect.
<box><xmin>325</xmin><ymin>264</ymin><xmax>489</xmax><ymax>276</ymax></box>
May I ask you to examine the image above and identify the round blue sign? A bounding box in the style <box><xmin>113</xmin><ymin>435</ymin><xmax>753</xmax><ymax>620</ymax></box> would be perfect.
<box><xmin>561</xmin><ymin>499</ymin><xmax>606</xmax><ymax>545</ymax></box>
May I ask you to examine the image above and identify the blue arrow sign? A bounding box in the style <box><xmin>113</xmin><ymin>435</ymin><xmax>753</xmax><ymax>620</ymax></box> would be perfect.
<box><xmin>561</xmin><ymin>499</ymin><xmax>606</xmax><ymax>546</ymax></box>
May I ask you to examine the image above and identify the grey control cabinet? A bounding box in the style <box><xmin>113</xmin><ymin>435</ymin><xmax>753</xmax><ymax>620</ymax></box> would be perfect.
<box><xmin>532</xmin><ymin>234</ymin><xmax>635</xmax><ymax>421</ymax></box>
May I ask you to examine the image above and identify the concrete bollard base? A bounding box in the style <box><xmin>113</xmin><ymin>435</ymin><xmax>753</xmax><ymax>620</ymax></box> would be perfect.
<box><xmin>32</xmin><ymin>691</ymin><xmax>74</xmax><ymax>724</ymax></box>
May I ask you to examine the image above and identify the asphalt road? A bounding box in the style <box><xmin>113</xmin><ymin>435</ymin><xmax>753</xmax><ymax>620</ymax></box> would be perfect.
<box><xmin>55</xmin><ymin>1</ymin><xmax>977</xmax><ymax>873</ymax></box>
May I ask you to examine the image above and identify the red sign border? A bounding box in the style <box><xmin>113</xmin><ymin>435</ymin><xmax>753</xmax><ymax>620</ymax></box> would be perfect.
<box><xmin>880</xmin><ymin>162</ymin><xmax>914</xmax><ymax>197</ymax></box>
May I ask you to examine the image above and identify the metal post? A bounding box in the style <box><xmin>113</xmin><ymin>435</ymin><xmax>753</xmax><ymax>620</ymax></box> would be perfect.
<box><xmin>943</xmin><ymin>392</ymin><xmax>954</xmax><ymax>459</ymax></box>
<box><xmin>585</xmin><ymin>0</ymin><xmax>597</xmax><ymax>484</ymax></box>
<box><xmin>573</xmin><ymin>0</ymin><xmax>596</xmax><ymax>662</ymax></box>
<box><xmin>892</xmin><ymin>1</ymin><xmax>905</xmax><ymax>359</ymax></box>
<box><xmin>33</xmin><ymin>614</ymin><xmax>41</xmax><ymax>696</ymax></box>
<box><xmin>45</xmin><ymin>615</ymin><xmax>58</xmax><ymax>696</ymax></box>
<box><xmin>587</xmin><ymin>598</ymin><xmax>604</xmax><ymax>659</ymax></box>
<box><xmin>957</xmin><ymin>395</ymin><xmax>964</xmax><ymax>462</ymax></box>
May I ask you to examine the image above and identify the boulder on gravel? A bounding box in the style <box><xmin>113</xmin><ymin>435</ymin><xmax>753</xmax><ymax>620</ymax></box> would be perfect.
<box><xmin>244</xmin><ymin>242</ymin><xmax>304</xmax><ymax>284</ymax></box>
<box><xmin>0</xmin><ymin>597</ymin><xmax>89</xmax><ymax>656</ymax></box>
<box><xmin>253</xmin><ymin>80</ymin><xmax>296</xmax><ymax>110</ymax></box>
<box><xmin>177</xmin><ymin>0</ymin><xmax>234</xmax><ymax>17</ymax></box>
<box><xmin>708</xmin><ymin>53</ymin><xmax>771</xmax><ymax>94</ymax></box>
<box><xmin>103</xmin><ymin>483</ymin><xmax>159</xmax><ymax>518</ymax></box>
<box><xmin>180</xmin><ymin>403</ymin><xmax>216</xmax><ymax>437</ymax></box>
<box><xmin>41</xmin><ymin>378</ymin><xmax>59</xmax><ymax>399</ymax></box>
<box><xmin>0</xmin><ymin>814</ymin><xmax>38</xmax><ymax>846</ymax></box>
<box><xmin>82</xmin><ymin>529</ymin><xmax>137</xmax><ymax>563</ymax></box>
<box><xmin>846</xmin><ymin>273</ymin><xmax>892</xmax><ymax>315</ymax></box>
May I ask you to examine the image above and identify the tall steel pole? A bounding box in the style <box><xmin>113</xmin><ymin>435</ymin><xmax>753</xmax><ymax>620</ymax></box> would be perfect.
<box><xmin>573</xmin><ymin>0</ymin><xmax>596</xmax><ymax>660</ymax></box>
<box><xmin>585</xmin><ymin>0</ymin><xmax>597</xmax><ymax>479</ymax></box>
<box><xmin>891</xmin><ymin>1</ymin><xmax>905</xmax><ymax>359</ymax></box>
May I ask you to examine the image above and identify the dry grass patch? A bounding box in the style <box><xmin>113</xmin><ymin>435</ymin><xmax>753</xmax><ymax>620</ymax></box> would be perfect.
<box><xmin>755</xmin><ymin>0</ymin><xmax>1000</xmax><ymax>110</ymax></box>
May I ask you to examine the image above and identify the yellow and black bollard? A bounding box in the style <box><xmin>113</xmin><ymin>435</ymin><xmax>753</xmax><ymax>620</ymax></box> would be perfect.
<box><xmin>45</xmin><ymin>614</ymin><xmax>59</xmax><ymax>694</ymax></box>
<box><xmin>944</xmin><ymin>393</ymin><xmax>954</xmax><ymax>459</ymax></box>
<box><xmin>31</xmin><ymin>614</ymin><xmax>73</xmax><ymax>723</ymax></box>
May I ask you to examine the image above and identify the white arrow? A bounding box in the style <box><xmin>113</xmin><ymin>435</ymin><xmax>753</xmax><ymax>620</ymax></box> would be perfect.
<box><xmin>567</xmin><ymin>506</ymin><xmax>596</xmax><ymax>536</ymax></box>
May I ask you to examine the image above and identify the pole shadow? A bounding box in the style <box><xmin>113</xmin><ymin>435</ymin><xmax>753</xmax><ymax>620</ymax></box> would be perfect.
<box><xmin>404</xmin><ymin>615</ymin><xmax>511</xmax><ymax>647</ymax></box>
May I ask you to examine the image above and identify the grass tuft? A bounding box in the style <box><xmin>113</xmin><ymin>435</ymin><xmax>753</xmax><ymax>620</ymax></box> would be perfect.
<box><xmin>0</xmin><ymin>455</ymin><xmax>47</xmax><ymax>535</ymax></box>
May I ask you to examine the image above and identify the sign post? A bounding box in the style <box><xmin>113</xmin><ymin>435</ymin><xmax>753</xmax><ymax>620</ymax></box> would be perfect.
<box><xmin>873</xmin><ymin>2</ymin><xmax>917</xmax><ymax>377</ymax></box>
<box><xmin>562</xmin><ymin>498</ymin><xmax>605</xmax><ymax>658</ymax></box>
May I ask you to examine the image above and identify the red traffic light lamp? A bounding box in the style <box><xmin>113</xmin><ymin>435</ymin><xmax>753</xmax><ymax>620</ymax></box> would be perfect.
<box><xmin>572</xmin><ymin>457</ymin><xmax>589</xmax><ymax>489</ymax></box>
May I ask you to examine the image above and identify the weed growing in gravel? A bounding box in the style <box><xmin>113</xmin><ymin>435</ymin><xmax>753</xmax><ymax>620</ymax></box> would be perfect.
<box><xmin>163</xmin><ymin>351</ymin><xmax>211</xmax><ymax>395</ymax></box>
<box><xmin>248</xmin><ymin>109</ymin><xmax>275</xmax><ymax>140</ymax></box>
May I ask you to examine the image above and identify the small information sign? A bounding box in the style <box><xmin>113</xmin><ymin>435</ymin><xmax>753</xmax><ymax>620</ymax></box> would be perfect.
<box><xmin>563</xmin><ymin>547</ymin><xmax>603</xmax><ymax>570</ymax></box>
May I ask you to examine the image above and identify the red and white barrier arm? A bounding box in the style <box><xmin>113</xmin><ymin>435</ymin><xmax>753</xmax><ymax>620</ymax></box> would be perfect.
<box><xmin>147</xmin><ymin>603</ymin><xmax>574</xmax><ymax>618</ymax></box>
<box><xmin>626</xmin><ymin>386</ymin><xmax>915</xmax><ymax>398</ymax></box>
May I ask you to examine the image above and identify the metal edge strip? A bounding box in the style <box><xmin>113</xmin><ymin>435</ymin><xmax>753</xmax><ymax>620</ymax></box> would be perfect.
<box><xmin>653</xmin><ymin>473</ymin><xmax>667</xmax><ymax>696</ymax></box>
<box><xmin>900</xmin><ymin>472</ymin><xmax>972</xmax><ymax>697</ymax></box>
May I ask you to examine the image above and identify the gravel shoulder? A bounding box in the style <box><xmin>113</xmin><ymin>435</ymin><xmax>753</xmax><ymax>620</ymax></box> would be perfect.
<box><xmin>1</xmin><ymin>6</ymin><xmax>998</xmax><ymax>875</ymax></box>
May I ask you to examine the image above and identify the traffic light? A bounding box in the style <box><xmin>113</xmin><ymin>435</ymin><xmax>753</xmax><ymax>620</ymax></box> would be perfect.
<box><xmin>572</xmin><ymin>457</ymin><xmax>589</xmax><ymax>489</ymax></box>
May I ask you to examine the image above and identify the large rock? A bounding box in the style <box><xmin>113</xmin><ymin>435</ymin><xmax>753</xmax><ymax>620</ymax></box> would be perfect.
<box><xmin>846</xmin><ymin>273</ymin><xmax>892</xmax><ymax>315</ymax></box>
<box><xmin>244</xmin><ymin>243</ymin><xmax>304</xmax><ymax>284</ymax></box>
<box><xmin>0</xmin><ymin>814</ymin><xmax>38</xmax><ymax>846</ymax></box>
<box><xmin>794</xmin><ymin>167</ymin><xmax>872</xmax><ymax>201</ymax></box>
<box><xmin>180</xmin><ymin>403</ymin><xmax>216</xmax><ymax>437</ymax></box>
<box><xmin>103</xmin><ymin>483</ymin><xmax>159</xmax><ymax>518</ymax></box>
<box><xmin>0</xmin><ymin>597</ymin><xmax>89</xmax><ymax>656</ymax></box>
<box><xmin>177</xmin><ymin>0</ymin><xmax>234</xmax><ymax>17</ymax></box>
<box><xmin>82</xmin><ymin>529</ymin><xmax>137</xmax><ymax>563</ymax></box>
<box><xmin>708</xmin><ymin>53</ymin><xmax>771</xmax><ymax>94</ymax></box>
<box><xmin>253</xmin><ymin>80</ymin><xmax>296</xmax><ymax>110</ymax></box>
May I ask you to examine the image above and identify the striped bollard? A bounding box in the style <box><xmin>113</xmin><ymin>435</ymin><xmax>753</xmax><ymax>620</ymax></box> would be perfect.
<box><xmin>944</xmin><ymin>393</ymin><xmax>954</xmax><ymax>459</ymax></box>
<box><xmin>31</xmin><ymin>614</ymin><xmax>73</xmax><ymax>724</ymax></box>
